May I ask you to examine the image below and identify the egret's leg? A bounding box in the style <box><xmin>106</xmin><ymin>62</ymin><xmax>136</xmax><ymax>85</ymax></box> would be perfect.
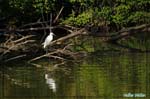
<box><xmin>46</xmin><ymin>48</ymin><xmax>48</xmax><ymax>54</ymax></box>
<box><xmin>46</xmin><ymin>48</ymin><xmax>50</xmax><ymax>61</ymax></box>
<box><xmin>46</xmin><ymin>47</ymin><xmax>51</xmax><ymax>62</ymax></box>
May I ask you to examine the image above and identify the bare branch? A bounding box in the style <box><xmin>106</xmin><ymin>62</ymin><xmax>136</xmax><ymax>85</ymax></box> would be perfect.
<box><xmin>18</xmin><ymin>21</ymin><xmax>51</xmax><ymax>29</ymax></box>
<box><xmin>4</xmin><ymin>54</ymin><xmax>26</xmax><ymax>62</ymax></box>
<box><xmin>13</xmin><ymin>35</ymin><xmax>35</xmax><ymax>43</ymax></box>
<box><xmin>53</xmin><ymin>6</ymin><xmax>64</xmax><ymax>24</ymax></box>
<box><xmin>50</xmin><ymin>28</ymin><xmax>86</xmax><ymax>46</ymax></box>
<box><xmin>29</xmin><ymin>50</ymin><xmax>60</xmax><ymax>62</ymax></box>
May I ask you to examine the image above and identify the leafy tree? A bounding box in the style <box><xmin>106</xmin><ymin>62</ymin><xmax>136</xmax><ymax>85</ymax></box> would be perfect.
<box><xmin>0</xmin><ymin>0</ymin><xmax>149</xmax><ymax>31</ymax></box>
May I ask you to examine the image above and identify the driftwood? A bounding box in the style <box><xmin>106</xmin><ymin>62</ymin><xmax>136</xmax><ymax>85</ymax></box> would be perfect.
<box><xmin>0</xmin><ymin>25</ymin><xmax>75</xmax><ymax>34</ymax></box>
<box><xmin>29</xmin><ymin>28</ymin><xmax>87</xmax><ymax>63</ymax></box>
<box><xmin>4</xmin><ymin>54</ymin><xmax>26</xmax><ymax>62</ymax></box>
<box><xmin>29</xmin><ymin>43</ymin><xmax>73</xmax><ymax>62</ymax></box>
<box><xmin>1</xmin><ymin>22</ymin><xmax>150</xmax><ymax>64</ymax></box>
<box><xmin>16</xmin><ymin>26</ymin><xmax>54</xmax><ymax>32</ymax></box>
<box><xmin>87</xmin><ymin>24</ymin><xmax>150</xmax><ymax>41</ymax></box>
<box><xmin>1</xmin><ymin>39</ymin><xmax>35</xmax><ymax>56</ymax></box>
<box><xmin>107</xmin><ymin>24</ymin><xmax>150</xmax><ymax>42</ymax></box>
<box><xmin>103</xmin><ymin>24</ymin><xmax>150</xmax><ymax>51</ymax></box>
<box><xmin>0</xmin><ymin>35</ymin><xmax>36</xmax><ymax>61</ymax></box>
<box><xmin>0</xmin><ymin>12</ymin><xmax>85</xmax><ymax>64</ymax></box>
<box><xmin>50</xmin><ymin>28</ymin><xmax>86</xmax><ymax>45</ymax></box>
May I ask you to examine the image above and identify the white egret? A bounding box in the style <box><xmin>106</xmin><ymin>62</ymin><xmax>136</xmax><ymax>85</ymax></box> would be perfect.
<box><xmin>43</xmin><ymin>32</ymin><xmax>55</xmax><ymax>49</ymax></box>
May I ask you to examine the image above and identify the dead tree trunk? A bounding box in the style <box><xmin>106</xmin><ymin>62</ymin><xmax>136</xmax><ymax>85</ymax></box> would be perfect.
<box><xmin>107</xmin><ymin>24</ymin><xmax>150</xmax><ymax>42</ymax></box>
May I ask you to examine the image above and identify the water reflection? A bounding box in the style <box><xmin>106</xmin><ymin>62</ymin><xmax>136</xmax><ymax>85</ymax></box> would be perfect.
<box><xmin>45</xmin><ymin>73</ymin><xmax>56</xmax><ymax>92</ymax></box>
<box><xmin>0</xmin><ymin>52</ymin><xmax>150</xmax><ymax>99</ymax></box>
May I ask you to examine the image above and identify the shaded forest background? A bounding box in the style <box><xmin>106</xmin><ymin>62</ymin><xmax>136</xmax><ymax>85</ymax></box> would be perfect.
<box><xmin>0</xmin><ymin>0</ymin><xmax>149</xmax><ymax>29</ymax></box>
<box><xmin>0</xmin><ymin>0</ymin><xmax>150</xmax><ymax>63</ymax></box>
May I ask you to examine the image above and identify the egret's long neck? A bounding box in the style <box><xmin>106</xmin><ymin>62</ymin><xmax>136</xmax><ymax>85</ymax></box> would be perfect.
<box><xmin>50</xmin><ymin>32</ymin><xmax>53</xmax><ymax>36</ymax></box>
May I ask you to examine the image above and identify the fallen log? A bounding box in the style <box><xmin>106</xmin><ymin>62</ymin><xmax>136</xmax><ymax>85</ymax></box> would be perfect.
<box><xmin>50</xmin><ymin>28</ymin><xmax>86</xmax><ymax>46</ymax></box>
<box><xmin>107</xmin><ymin>24</ymin><xmax>150</xmax><ymax>42</ymax></box>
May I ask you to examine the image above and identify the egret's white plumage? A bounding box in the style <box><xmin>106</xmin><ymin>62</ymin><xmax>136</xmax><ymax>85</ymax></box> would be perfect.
<box><xmin>43</xmin><ymin>32</ymin><xmax>55</xmax><ymax>49</ymax></box>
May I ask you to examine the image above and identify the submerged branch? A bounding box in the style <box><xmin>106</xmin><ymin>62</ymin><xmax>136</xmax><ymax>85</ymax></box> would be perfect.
<box><xmin>29</xmin><ymin>50</ymin><xmax>60</xmax><ymax>62</ymax></box>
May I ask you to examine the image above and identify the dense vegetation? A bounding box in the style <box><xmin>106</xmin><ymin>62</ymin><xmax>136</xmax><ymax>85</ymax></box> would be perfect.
<box><xmin>0</xmin><ymin>0</ymin><xmax>150</xmax><ymax>30</ymax></box>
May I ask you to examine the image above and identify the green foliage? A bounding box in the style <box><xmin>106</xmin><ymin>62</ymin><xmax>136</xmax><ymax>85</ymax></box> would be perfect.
<box><xmin>128</xmin><ymin>11</ymin><xmax>150</xmax><ymax>24</ymax></box>
<box><xmin>8</xmin><ymin>0</ymin><xmax>53</xmax><ymax>13</ymax></box>
<box><xmin>33</xmin><ymin>0</ymin><xmax>55</xmax><ymax>13</ymax></box>
<box><xmin>0</xmin><ymin>0</ymin><xmax>57</xmax><ymax>24</ymax></box>
<box><xmin>69</xmin><ymin>0</ymin><xmax>93</xmax><ymax>6</ymax></box>
<box><xmin>62</xmin><ymin>9</ymin><xmax>92</xmax><ymax>27</ymax></box>
<box><xmin>62</xmin><ymin>0</ymin><xmax>150</xmax><ymax>29</ymax></box>
<box><xmin>112</xmin><ymin>5</ymin><xmax>130</xmax><ymax>26</ymax></box>
<box><xmin>0</xmin><ymin>0</ymin><xmax>149</xmax><ymax>29</ymax></box>
<box><xmin>92</xmin><ymin>7</ymin><xmax>112</xmax><ymax>26</ymax></box>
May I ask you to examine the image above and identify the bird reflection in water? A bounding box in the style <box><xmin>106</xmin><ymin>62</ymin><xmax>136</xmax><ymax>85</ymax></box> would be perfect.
<box><xmin>45</xmin><ymin>73</ymin><xmax>56</xmax><ymax>92</ymax></box>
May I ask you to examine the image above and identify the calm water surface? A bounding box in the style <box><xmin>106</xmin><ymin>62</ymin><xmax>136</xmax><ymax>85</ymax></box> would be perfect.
<box><xmin>0</xmin><ymin>52</ymin><xmax>150</xmax><ymax>99</ymax></box>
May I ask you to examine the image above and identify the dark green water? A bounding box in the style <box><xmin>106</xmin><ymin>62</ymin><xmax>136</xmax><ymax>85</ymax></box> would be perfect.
<box><xmin>0</xmin><ymin>52</ymin><xmax>150</xmax><ymax>99</ymax></box>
